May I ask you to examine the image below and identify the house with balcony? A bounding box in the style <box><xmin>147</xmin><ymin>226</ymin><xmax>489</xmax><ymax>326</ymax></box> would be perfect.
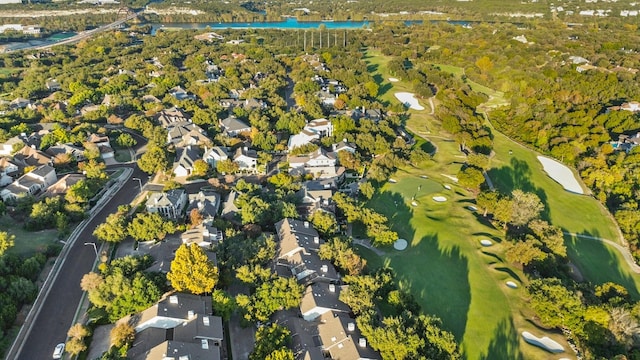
<box><xmin>128</xmin><ymin>293</ymin><xmax>224</xmax><ymax>360</ymax></box>
<box><xmin>0</xmin><ymin>165</ymin><xmax>57</xmax><ymax>202</ymax></box>
<box><xmin>145</xmin><ymin>189</ymin><xmax>188</xmax><ymax>219</ymax></box>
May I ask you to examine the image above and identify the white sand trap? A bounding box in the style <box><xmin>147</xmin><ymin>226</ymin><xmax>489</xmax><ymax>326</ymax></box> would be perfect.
<box><xmin>388</xmin><ymin>178</ymin><xmax>397</xmax><ymax>183</ymax></box>
<box><xmin>394</xmin><ymin>239</ymin><xmax>408</xmax><ymax>250</ymax></box>
<box><xmin>394</xmin><ymin>92</ymin><xmax>425</xmax><ymax>110</ymax></box>
<box><xmin>537</xmin><ymin>156</ymin><xmax>584</xmax><ymax>194</ymax></box>
<box><xmin>467</xmin><ymin>205</ymin><xmax>478</xmax><ymax>211</ymax></box>
<box><xmin>411</xmin><ymin>201</ymin><xmax>418</xmax><ymax>207</ymax></box>
<box><xmin>506</xmin><ymin>281</ymin><xmax>518</xmax><ymax>289</ymax></box>
<box><xmin>441</xmin><ymin>174</ymin><xmax>459</xmax><ymax>183</ymax></box>
<box><xmin>433</xmin><ymin>196</ymin><xmax>447</xmax><ymax>202</ymax></box>
<box><xmin>420</xmin><ymin>175</ymin><xmax>428</xmax><ymax>179</ymax></box>
<box><xmin>443</xmin><ymin>184</ymin><xmax>452</xmax><ymax>190</ymax></box>
<box><xmin>522</xmin><ymin>331</ymin><xmax>565</xmax><ymax>353</ymax></box>
<box><xmin>480</xmin><ymin>239</ymin><xmax>493</xmax><ymax>247</ymax></box>
<box><xmin>388</xmin><ymin>77</ymin><xmax>399</xmax><ymax>82</ymax></box>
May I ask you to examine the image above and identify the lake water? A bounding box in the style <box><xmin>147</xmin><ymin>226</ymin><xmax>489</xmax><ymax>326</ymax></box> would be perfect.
<box><xmin>150</xmin><ymin>18</ymin><xmax>377</xmax><ymax>34</ymax></box>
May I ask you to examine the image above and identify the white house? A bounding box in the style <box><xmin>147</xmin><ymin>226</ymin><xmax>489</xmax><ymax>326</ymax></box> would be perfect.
<box><xmin>145</xmin><ymin>189</ymin><xmax>188</xmax><ymax>219</ymax></box>
<box><xmin>181</xmin><ymin>223</ymin><xmax>223</xmax><ymax>248</ymax></box>
<box><xmin>203</xmin><ymin>146</ymin><xmax>229</xmax><ymax>168</ymax></box>
<box><xmin>287</xmin><ymin>118</ymin><xmax>334</xmax><ymax>150</ymax></box>
<box><xmin>173</xmin><ymin>146</ymin><xmax>201</xmax><ymax>178</ymax></box>
<box><xmin>233</xmin><ymin>147</ymin><xmax>258</xmax><ymax>172</ymax></box>
<box><xmin>0</xmin><ymin>136</ymin><xmax>25</xmax><ymax>156</ymax></box>
<box><xmin>289</xmin><ymin>148</ymin><xmax>339</xmax><ymax>178</ymax></box>
<box><xmin>0</xmin><ymin>165</ymin><xmax>57</xmax><ymax>202</ymax></box>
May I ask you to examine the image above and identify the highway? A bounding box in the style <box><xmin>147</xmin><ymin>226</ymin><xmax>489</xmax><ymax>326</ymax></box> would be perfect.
<box><xmin>29</xmin><ymin>11</ymin><xmax>141</xmax><ymax>51</ymax></box>
<box><xmin>8</xmin><ymin>163</ymin><xmax>148</xmax><ymax>360</ymax></box>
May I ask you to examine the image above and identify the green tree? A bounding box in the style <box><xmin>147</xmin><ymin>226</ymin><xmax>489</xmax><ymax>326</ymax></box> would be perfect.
<box><xmin>192</xmin><ymin>159</ymin><xmax>209</xmax><ymax>177</ymax></box>
<box><xmin>265</xmin><ymin>348</ymin><xmax>295</xmax><ymax>360</ymax></box>
<box><xmin>250</xmin><ymin>324</ymin><xmax>291</xmax><ymax>360</ymax></box>
<box><xmin>457</xmin><ymin>167</ymin><xmax>485</xmax><ymax>193</ymax></box>
<box><xmin>137</xmin><ymin>146</ymin><xmax>168</xmax><ymax>174</ymax></box>
<box><xmin>115</xmin><ymin>133</ymin><xmax>137</xmax><ymax>148</ymax></box>
<box><xmin>510</xmin><ymin>190</ymin><xmax>544</xmax><ymax>227</ymax></box>
<box><xmin>68</xmin><ymin>323</ymin><xmax>91</xmax><ymax>340</ymax></box>
<box><xmin>127</xmin><ymin>212</ymin><xmax>175</xmax><ymax>242</ymax></box>
<box><xmin>94</xmin><ymin>212</ymin><xmax>128</xmax><ymax>243</ymax></box>
<box><xmin>0</xmin><ymin>231</ymin><xmax>15</xmax><ymax>256</ymax></box>
<box><xmin>167</xmin><ymin>244</ymin><xmax>219</xmax><ymax>295</ymax></box>
<box><xmin>110</xmin><ymin>322</ymin><xmax>135</xmax><ymax>348</ymax></box>
<box><xmin>359</xmin><ymin>181</ymin><xmax>375</xmax><ymax>200</ymax></box>
<box><xmin>527</xmin><ymin>278</ymin><xmax>584</xmax><ymax>329</ymax></box>
<box><xmin>236</xmin><ymin>276</ymin><xmax>303</xmax><ymax>322</ymax></box>
<box><xmin>217</xmin><ymin>159</ymin><xmax>239</xmax><ymax>174</ymax></box>
<box><xmin>212</xmin><ymin>289</ymin><xmax>237</xmax><ymax>321</ymax></box>
<box><xmin>309</xmin><ymin>210</ymin><xmax>338</xmax><ymax>237</ymax></box>
<box><xmin>65</xmin><ymin>337</ymin><xmax>87</xmax><ymax>356</ymax></box>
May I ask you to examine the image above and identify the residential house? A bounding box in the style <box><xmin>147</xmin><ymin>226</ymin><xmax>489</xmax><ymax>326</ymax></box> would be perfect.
<box><xmin>203</xmin><ymin>146</ymin><xmax>229</xmax><ymax>168</ymax></box>
<box><xmin>221</xmin><ymin>191</ymin><xmax>240</xmax><ymax>221</ymax></box>
<box><xmin>0</xmin><ymin>136</ymin><xmax>24</xmax><ymax>156</ymax></box>
<box><xmin>0</xmin><ymin>165</ymin><xmax>57</xmax><ymax>202</ymax></box>
<box><xmin>187</xmin><ymin>190</ymin><xmax>221</xmax><ymax>221</ymax></box>
<box><xmin>156</xmin><ymin>107</ymin><xmax>190</xmax><ymax>128</ymax></box>
<box><xmin>181</xmin><ymin>223</ymin><xmax>223</xmax><ymax>248</ymax></box>
<box><xmin>0</xmin><ymin>158</ymin><xmax>18</xmax><ymax>186</ymax></box>
<box><xmin>220</xmin><ymin>116</ymin><xmax>251</xmax><ymax>137</ymax></box>
<box><xmin>300</xmin><ymin>283</ymin><xmax>350</xmax><ymax>321</ymax></box>
<box><xmin>233</xmin><ymin>147</ymin><xmax>258</xmax><ymax>173</ymax></box>
<box><xmin>45</xmin><ymin>78</ymin><xmax>62</xmax><ymax>91</ymax></box>
<box><xmin>612</xmin><ymin>133</ymin><xmax>640</xmax><ymax>152</ymax></box>
<box><xmin>289</xmin><ymin>148</ymin><xmax>341</xmax><ymax>179</ymax></box>
<box><xmin>0</xmin><ymin>158</ymin><xmax>19</xmax><ymax>176</ymax></box>
<box><xmin>146</xmin><ymin>189</ymin><xmax>188</xmax><ymax>219</ymax></box>
<box><xmin>288</xmin><ymin>118</ymin><xmax>334</xmax><ymax>150</ymax></box>
<box><xmin>332</xmin><ymin>139</ymin><xmax>357</xmax><ymax>154</ymax></box>
<box><xmin>274</xmin><ymin>218</ymin><xmax>340</xmax><ymax>285</ymax></box>
<box><xmin>128</xmin><ymin>293</ymin><xmax>223</xmax><ymax>360</ymax></box>
<box><xmin>296</xmin><ymin>183</ymin><xmax>334</xmax><ymax>217</ymax></box>
<box><xmin>12</xmin><ymin>146</ymin><xmax>53</xmax><ymax>169</ymax></box>
<box><xmin>10</xmin><ymin>98</ymin><xmax>33</xmax><ymax>110</ymax></box>
<box><xmin>317</xmin><ymin>312</ymin><xmax>380</xmax><ymax>359</ymax></box>
<box><xmin>219</xmin><ymin>98</ymin><xmax>243</xmax><ymax>109</ymax></box>
<box><xmin>169</xmin><ymin>86</ymin><xmax>196</xmax><ymax>101</ymax></box>
<box><xmin>45</xmin><ymin>143</ymin><xmax>86</xmax><ymax>162</ymax></box>
<box><xmin>621</xmin><ymin>101</ymin><xmax>640</xmax><ymax>112</ymax></box>
<box><xmin>87</xmin><ymin>133</ymin><xmax>114</xmax><ymax>160</ymax></box>
<box><xmin>352</xmin><ymin>107</ymin><xmax>383</xmax><ymax>122</ymax></box>
<box><xmin>172</xmin><ymin>146</ymin><xmax>201</xmax><ymax>177</ymax></box>
<box><xmin>142</xmin><ymin>94</ymin><xmax>161</xmax><ymax>104</ymax></box>
<box><xmin>41</xmin><ymin>173</ymin><xmax>85</xmax><ymax>198</ymax></box>
<box><xmin>167</xmin><ymin>122</ymin><xmax>210</xmax><ymax>146</ymax></box>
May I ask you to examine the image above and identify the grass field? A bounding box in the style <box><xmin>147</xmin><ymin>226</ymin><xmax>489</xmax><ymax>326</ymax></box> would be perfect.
<box><xmin>0</xmin><ymin>68</ymin><xmax>21</xmax><ymax>77</ymax></box>
<box><xmin>1</xmin><ymin>215</ymin><xmax>58</xmax><ymax>257</ymax></box>
<box><xmin>362</xmin><ymin>49</ymin><xmax>640</xmax><ymax>358</ymax></box>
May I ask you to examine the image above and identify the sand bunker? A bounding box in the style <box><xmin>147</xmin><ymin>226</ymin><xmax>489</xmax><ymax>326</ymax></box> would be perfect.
<box><xmin>411</xmin><ymin>201</ymin><xmax>418</xmax><ymax>207</ymax></box>
<box><xmin>480</xmin><ymin>239</ymin><xmax>493</xmax><ymax>247</ymax></box>
<box><xmin>443</xmin><ymin>184</ymin><xmax>452</xmax><ymax>190</ymax></box>
<box><xmin>388</xmin><ymin>178</ymin><xmax>397</xmax><ymax>183</ymax></box>
<box><xmin>433</xmin><ymin>196</ymin><xmax>447</xmax><ymax>202</ymax></box>
<box><xmin>522</xmin><ymin>331</ymin><xmax>564</xmax><ymax>353</ymax></box>
<box><xmin>467</xmin><ymin>205</ymin><xmax>478</xmax><ymax>211</ymax></box>
<box><xmin>394</xmin><ymin>239</ymin><xmax>408</xmax><ymax>250</ymax></box>
<box><xmin>537</xmin><ymin>156</ymin><xmax>584</xmax><ymax>194</ymax></box>
<box><xmin>506</xmin><ymin>281</ymin><xmax>518</xmax><ymax>289</ymax></box>
<box><xmin>388</xmin><ymin>77</ymin><xmax>399</xmax><ymax>82</ymax></box>
<box><xmin>394</xmin><ymin>92</ymin><xmax>425</xmax><ymax>110</ymax></box>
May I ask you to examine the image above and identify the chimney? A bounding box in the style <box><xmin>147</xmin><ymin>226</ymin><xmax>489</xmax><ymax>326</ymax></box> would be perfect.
<box><xmin>359</xmin><ymin>338</ymin><xmax>367</xmax><ymax>348</ymax></box>
<box><xmin>321</xmin><ymin>265</ymin><xmax>328</xmax><ymax>273</ymax></box>
<box><xmin>328</xmin><ymin>283</ymin><xmax>335</xmax><ymax>292</ymax></box>
<box><xmin>347</xmin><ymin>322</ymin><xmax>355</xmax><ymax>332</ymax></box>
<box><xmin>304</xmin><ymin>221</ymin><xmax>309</xmax><ymax>228</ymax></box>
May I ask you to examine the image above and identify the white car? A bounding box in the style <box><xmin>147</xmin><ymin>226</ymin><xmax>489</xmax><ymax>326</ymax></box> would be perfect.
<box><xmin>53</xmin><ymin>343</ymin><xmax>65</xmax><ymax>359</ymax></box>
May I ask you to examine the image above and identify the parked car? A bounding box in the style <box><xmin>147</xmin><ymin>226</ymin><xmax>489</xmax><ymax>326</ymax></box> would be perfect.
<box><xmin>53</xmin><ymin>343</ymin><xmax>65</xmax><ymax>359</ymax></box>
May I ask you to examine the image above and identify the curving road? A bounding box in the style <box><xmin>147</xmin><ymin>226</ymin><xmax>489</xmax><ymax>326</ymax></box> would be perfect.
<box><xmin>8</xmin><ymin>163</ymin><xmax>148</xmax><ymax>360</ymax></box>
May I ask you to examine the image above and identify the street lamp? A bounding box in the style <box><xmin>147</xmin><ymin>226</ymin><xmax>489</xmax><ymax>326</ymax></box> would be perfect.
<box><xmin>132</xmin><ymin>177</ymin><xmax>142</xmax><ymax>192</ymax></box>
<box><xmin>84</xmin><ymin>242</ymin><xmax>98</xmax><ymax>257</ymax></box>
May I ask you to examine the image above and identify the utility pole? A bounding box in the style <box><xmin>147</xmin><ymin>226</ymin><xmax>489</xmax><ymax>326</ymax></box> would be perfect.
<box><xmin>319</xmin><ymin>28</ymin><xmax>322</xmax><ymax>48</ymax></box>
<box><xmin>304</xmin><ymin>31</ymin><xmax>306</xmax><ymax>52</ymax></box>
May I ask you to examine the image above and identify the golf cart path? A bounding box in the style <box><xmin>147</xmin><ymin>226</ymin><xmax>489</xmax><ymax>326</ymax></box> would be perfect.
<box><xmin>564</xmin><ymin>232</ymin><xmax>640</xmax><ymax>273</ymax></box>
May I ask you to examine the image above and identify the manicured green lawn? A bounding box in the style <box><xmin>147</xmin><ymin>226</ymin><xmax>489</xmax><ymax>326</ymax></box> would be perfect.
<box><xmin>1</xmin><ymin>215</ymin><xmax>58</xmax><ymax>257</ymax></box>
<box><xmin>0</xmin><ymin>67</ymin><xmax>21</xmax><ymax>77</ymax></box>
<box><xmin>365</xmin><ymin>168</ymin><xmax>561</xmax><ymax>359</ymax></box>
<box><xmin>114</xmin><ymin>149</ymin><xmax>132</xmax><ymax>163</ymax></box>
<box><xmin>361</xmin><ymin>49</ymin><xmax>593</xmax><ymax>358</ymax></box>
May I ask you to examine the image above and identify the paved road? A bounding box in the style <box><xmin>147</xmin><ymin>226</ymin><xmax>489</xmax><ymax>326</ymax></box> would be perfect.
<box><xmin>13</xmin><ymin>164</ymin><xmax>148</xmax><ymax>360</ymax></box>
